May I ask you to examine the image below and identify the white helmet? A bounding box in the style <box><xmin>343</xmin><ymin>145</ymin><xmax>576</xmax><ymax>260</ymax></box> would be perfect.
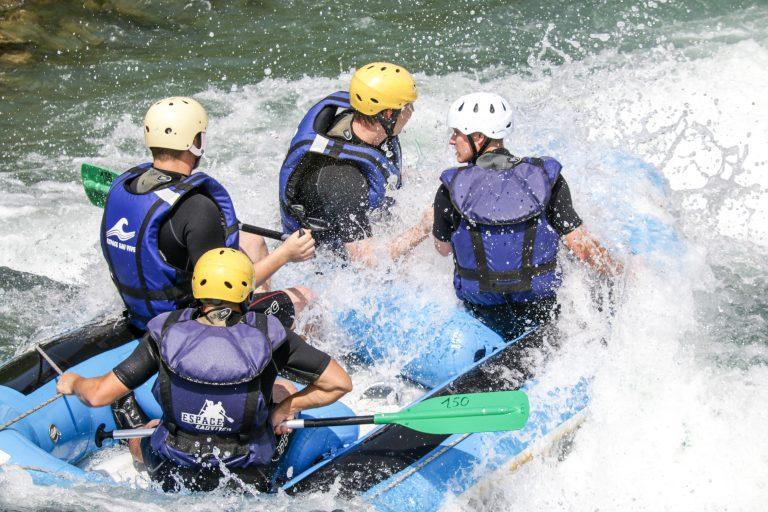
<box><xmin>447</xmin><ymin>92</ymin><xmax>514</xmax><ymax>140</ymax></box>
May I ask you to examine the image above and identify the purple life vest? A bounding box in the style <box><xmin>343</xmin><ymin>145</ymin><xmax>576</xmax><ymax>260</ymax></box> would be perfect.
<box><xmin>147</xmin><ymin>308</ymin><xmax>286</xmax><ymax>468</ymax></box>
<box><xmin>441</xmin><ymin>156</ymin><xmax>563</xmax><ymax>306</ymax></box>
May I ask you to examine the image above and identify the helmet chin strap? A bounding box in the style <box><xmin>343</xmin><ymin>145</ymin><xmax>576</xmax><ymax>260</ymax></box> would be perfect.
<box><xmin>188</xmin><ymin>132</ymin><xmax>206</xmax><ymax>157</ymax></box>
<box><xmin>375</xmin><ymin>109</ymin><xmax>401</xmax><ymax>139</ymax></box>
<box><xmin>188</xmin><ymin>132</ymin><xmax>205</xmax><ymax>170</ymax></box>
<box><xmin>465</xmin><ymin>133</ymin><xmax>492</xmax><ymax>165</ymax></box>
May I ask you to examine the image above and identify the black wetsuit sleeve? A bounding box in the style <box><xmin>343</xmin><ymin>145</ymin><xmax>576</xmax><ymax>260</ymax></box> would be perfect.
<box><xmin>546</xmin><ymin>175</ymin><xmax>583</xmax><ymax>236</ymax></box>
<box><xmin>314</xmin><ymin>163</ymin><xmax>372</xmax><ymax>245</ymax></box>
<box><xmin>112</xmin><ymin>335</ymin><xmax>160</xmax><ymax>390</ymax></box>
<box><xmin>271</xmin><ymin>331</ymin><xmax>332</xmax><ymax>385</ymax></box>
<box><xmin>433</xmin><ymin>184</ymin><xmax>461</xmax><ymax>242</ymax></box>
<box><xmin>158</xmin><ymin>193</ymin><xmax>226</xmax><ymax>271</ymax></box>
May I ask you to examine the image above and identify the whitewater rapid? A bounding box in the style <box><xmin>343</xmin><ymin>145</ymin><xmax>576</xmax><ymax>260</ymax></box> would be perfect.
<box><xmin>1</xmin><ymin>8</ymin><xmax>767</xmax><ymax>510</ymax></box>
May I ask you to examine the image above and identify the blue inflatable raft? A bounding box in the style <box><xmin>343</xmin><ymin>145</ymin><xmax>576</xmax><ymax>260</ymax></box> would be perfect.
<box><xmin>0</xmin><ymin>318</ymin><xmax>359</xmax><ymax>487</ymax></box>
<box><xmin>0</xmin><ymin>313</ymin><xmax>584</xmax><ymax>512</ymax></box>
<box><xmin>0</xmin><ymin>152</ymin><xmax>679</xmax><ymax>508</ymax></box>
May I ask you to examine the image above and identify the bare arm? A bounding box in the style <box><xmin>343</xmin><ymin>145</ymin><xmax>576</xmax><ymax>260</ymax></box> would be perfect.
<box><xmin>240</xmin><ymin>229</ymin><xmax>315</xmax><ymax>288</ymax></box>
<box><xmin>270</xmin><ymin>359</ymin><xmax>353</xmax><ymax>434</ymax></box>
<box><xmin>344</xmin><ymin>208</ymin><xmax>433</xmax><ymax>267</ymax></box>
<box><xmin>239</xmin><ymin>231</ymin><xmax>273</xmax><ymax>291</ymax></box>
<box><xmin>562</xmin><ymin>226</ymin><xmax>623</xmax><ymax>276</ymax></box>
<box><xmin>56</xmin><ymin>371</ymin><xmax>130</xmax><ymax>408</ymax></box>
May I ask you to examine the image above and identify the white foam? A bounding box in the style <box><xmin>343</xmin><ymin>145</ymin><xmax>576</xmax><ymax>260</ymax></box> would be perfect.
<box><xmin>2</xmin><ymin>9</ymin><xmax>767</xmax><ymax>510</ymax></box>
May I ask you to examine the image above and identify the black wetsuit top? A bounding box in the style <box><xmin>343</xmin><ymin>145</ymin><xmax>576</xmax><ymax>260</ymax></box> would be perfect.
<box><xmin>127</xmin><ymin>167</ymin><xmax>225</xmax><ymax>271</ymax></box>
<box><xmin>290</xmin><ymin>113</ymin><xmax>381</xmax><ymax>249</ymax></box>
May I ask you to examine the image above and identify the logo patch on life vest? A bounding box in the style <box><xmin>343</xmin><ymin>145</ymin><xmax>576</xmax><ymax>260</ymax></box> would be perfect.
<box><xmin>181</xmin><ymin>400</ymin><xmax>235</xmax><ymax>432</ymax></box>
<box><xmin>105</xmin><ymin>218</ymin><xmax>137</xmax><ymax>253</ymax></box>
<box><xmin>106</xmin><ymin>218</ymin><xmax>136</xmax><ymax>241</ymax></box>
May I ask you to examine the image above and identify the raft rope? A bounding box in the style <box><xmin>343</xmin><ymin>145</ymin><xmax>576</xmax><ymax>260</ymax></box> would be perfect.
<box><xmin>0</xmin><ymin>394</ymin><xmax>64</xmax><ymax>432</ymax></box>
<box><xmin>0</xmin><ymin>345</ymin><xmax>65</xmax><ymax>432</ymax></box>
<box><xmin>35</xmin><ymin>345</ymin><xmax>64</xmax><ymax>375</ymax></box>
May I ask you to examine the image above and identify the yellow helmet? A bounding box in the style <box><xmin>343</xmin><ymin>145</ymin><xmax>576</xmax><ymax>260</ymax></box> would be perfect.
<box><xmin>192</xmin><ymin>248</ymin><xmax>254</xmax><ymax>303</ymax></box>
<box><xmin>349</xmin><ymin>62</ymin><xmax>417</xmax><ymax>115</ymax></box>
<box><xmin>144</xmin><ymin>96</ymin><xmax>208</xmax><ymax>152</ymax></box>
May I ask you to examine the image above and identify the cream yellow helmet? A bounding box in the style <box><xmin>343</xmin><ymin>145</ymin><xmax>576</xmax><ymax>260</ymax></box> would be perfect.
<box><xmin>144</xmin><ymin>96</ymin><xmax>208</xmax><ymax>156</ymax></box>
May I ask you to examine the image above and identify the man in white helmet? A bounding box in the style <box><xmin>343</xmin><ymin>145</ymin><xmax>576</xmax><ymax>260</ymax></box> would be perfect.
<box><xmin>101</xmin><ymin>96</ymin><xmax>315</xmax><ymax>333</ymax></box>
<box><xmin>431</xmin><ymin>92</ymin><xmax>622</xmax><ymax>340</ymax></box>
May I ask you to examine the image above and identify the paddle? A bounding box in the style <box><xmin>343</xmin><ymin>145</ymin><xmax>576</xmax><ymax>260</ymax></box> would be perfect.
<box><xmin>80</xmin><ymin>163</ymin><xmax>297</xmax><ymax>242</ymax></box>
<box><xmin>94</xmin><ymin>391</ymin><xmax>529</xmax><ymax>446</ymax></box>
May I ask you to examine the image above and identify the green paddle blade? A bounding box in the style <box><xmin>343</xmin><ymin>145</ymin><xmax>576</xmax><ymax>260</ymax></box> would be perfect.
<box><xmin>81</xmin><ymin>163</ymin><xmax>118</xmax><ymax>208</ymax></box>
<box><xmin>374</xmin><ymin>391</ymin><xmax>529</xmax><ymax>435</ymax></box>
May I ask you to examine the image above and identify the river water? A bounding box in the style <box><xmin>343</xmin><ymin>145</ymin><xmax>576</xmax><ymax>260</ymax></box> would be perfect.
<box><xmin>1</xmin><ymin>0</ymin><xmax>767</xmax><ymax>510</ymax></box>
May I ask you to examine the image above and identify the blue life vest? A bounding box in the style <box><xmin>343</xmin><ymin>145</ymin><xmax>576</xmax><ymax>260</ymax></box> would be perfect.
<box><xmin>100</xmin><ymin>164</ymin><xmax>239</xmax><ymax>329</ymax></box>
<box><xmin>148</xmin><ymin>308</ymin><xmax>287</xmax><ymax>468</ymax></box>
<box><xmin>441</xmin><ymin>156</ymin><xmax>563</xmax><ymax>306</ymax></box>
<box><xmin>278</xmin><ymin>91</ymin><xmax>402</xmax><ymax>233</ymax></box>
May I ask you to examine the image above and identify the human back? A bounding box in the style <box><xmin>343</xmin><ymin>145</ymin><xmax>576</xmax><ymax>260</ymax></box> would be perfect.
<box><xmin>100</xmin><ymin>97</ymin><xmax>240</xmax><ymax>329</ymax></box>
<box><xmin>432</xmin><ymin>92</ymin><xmax>622</xmax><ymax>340</ymax></box>
<box><xmin>279</xmin><ymin>63</ymin><xmax>433</xmax><ymax>264</ymax></box>
<box><xmin>101</xmin><ymin>95</ymin><xmax>317</xmax><ymax>330</ymax></box>
<box><xmin>56</xmin><ymin>247</ymin><xmax>353</xmax><ymax>493</ymax></box>
<box><xmin>440</xmin><ymin>153</ymin><xmax>564</xmax><ymax>306</ymax></box>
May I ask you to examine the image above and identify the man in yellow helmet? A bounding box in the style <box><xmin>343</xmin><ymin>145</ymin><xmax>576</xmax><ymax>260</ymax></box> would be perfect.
<box><xmin>57</xmin><ymin>247</ymin><xmax>352</xmax><ymax>492</ymax></box>
<box><xmin>101</xmin><ymin>96</ymin><xmax>315</xmax><ymax>333</ymax></box>
<box><xmin>278</xmin><ymin>62</ymin><xmax>433</xmax><ymax>264</ymax></box>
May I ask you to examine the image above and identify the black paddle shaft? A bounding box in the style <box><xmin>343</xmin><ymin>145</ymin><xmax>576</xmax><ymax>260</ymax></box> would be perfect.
<box><xmin>298</xmin><ymin>415</ymin><xmax>375</xmax><ymax>428</ymax></box>
<box><xmin>239</xmin><ymin>223</ymin><xmax>289</xmax><ymax>241</ymax></box>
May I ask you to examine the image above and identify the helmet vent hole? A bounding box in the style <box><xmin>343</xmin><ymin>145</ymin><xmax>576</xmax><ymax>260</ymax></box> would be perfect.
<box><xmin>473</xmin><ymin>103</ymin><xmax>479</xmax><ymax>113</ymax></box>
<box><xmin>502</xmin><ymin>103</ymin><xmax>507</xmax><ymax>111</ymax></box>
<box><xmin>380</xmin><ymin>66</ymin><xmax>387</xmax><ymax>71</ymax></box>
<box><xmin>219</xmin><ymin>250</ymin><xmax>225</xmax><ymax>255</ymax></box>
<box><xmin>145</xmin><ymin>126</ymin><xmax>149</xmax><ymax>132</ymax></box>
<box><xmin>367</xmin><ymin>65</ymin><xmax>374</xmax><ymax>69</ymax></box>
<box><xmin>224</xmin><ymin>281</ymin><xmax>233</xmax><ymax>289</ymax></box>
<box><xmin>506</xmin><ymin>122</ymin><xmax>512</xmax><ymax>128</ymax></box>
<box><xmin>200</xmin><ymin>279</ymin><xmax>207</xmax><ymax>286</ymax></box>
<box><xmin>241</xmin><ymin>281</ymin><xmax>247</xmax><ymax>287</ymax></box>
<box><xmin>182</xmin><ymin>100</ymin><xmax>188</xmax><ymax>104</ymax></box>
<box><xmin>356</xmin><ymin>93</ymin><xmax>362</xmax><ymax>101</ymax></box>
<box><xmin>165</xmin><ymin>128</ymin><xmax>172</xmax><ymax>134</ymax></box>
<box><xmin>169</xmin><ymin>102</ymin><xmax>173</xmax><ymax>106</ymax></box>
<box><xmin>490</xmin><ymin>104</ymin><xmax>495</xmax><ymax>114</ymax></box>
<box><xmin>457</xmin><ymin>102</ymin><xmax>464</xmax><ymax>112</ymax></box>
<box><xmin>395</xmin><ymin>68</ymin><xmax>400</xmax><ymax>73</ymax></box>
<box><xmin>370</xmin><ymin>97</ymin><xmax>379</xmax><ymax>104</ymax></box>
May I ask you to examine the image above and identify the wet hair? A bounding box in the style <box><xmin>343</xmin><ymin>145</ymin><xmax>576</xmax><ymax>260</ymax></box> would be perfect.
<box><xmin>353</xmin><ymin>110</ymin><xmax>380</xmax><ymax>127</ymax></box>
<box><xmin>150</xmin><ymin>134</ymin><xmax>201</xmax><ymax>161</ymax></box>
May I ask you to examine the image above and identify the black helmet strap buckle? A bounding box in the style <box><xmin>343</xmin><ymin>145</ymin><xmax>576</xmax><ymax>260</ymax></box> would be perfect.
<box><xmin>466</xmin><ymin>132</ymin><xmax>491</xmax><ymax>165</ymax></box>
<box><xmin>375</xmin><ymin>108</ymin><xmax>401</xmax><ymax>139</ymax></box>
